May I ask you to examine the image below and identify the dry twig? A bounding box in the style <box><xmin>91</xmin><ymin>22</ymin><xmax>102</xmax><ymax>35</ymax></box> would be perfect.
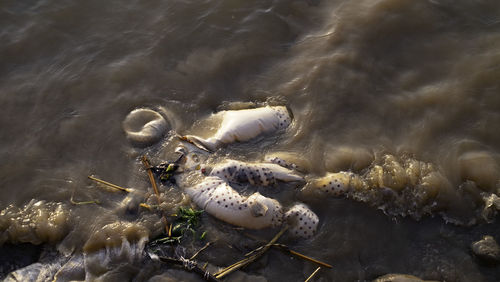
<box><xmin>88</xmin><ymin>175</ymin><xmax>131</xmax><ymax>192</ymax></box>
<box><xmin>70</xmin><ymin>194</ymin><xmax>100</xmax><ymax>205</ymax></box>
<box><xmin>141</xmin><ymin>156</ymin><xmax>160</xmax><ymax>196</ymax></box>
<box><xmin>214</xmin><ymin>226</ymin><xmax>288</xmax><ymax>279</ymax></box>
<box><xmin>154</xmin><ymin>255</ymin><xmax>220</xmax><ymax>282</ymax></box>
<box><xmin>304</xmin><ymin>266</ymin><xmax>321</xmax><ymax>282</ymax></box>
<box><xmin>190</xmin><ymin>241</ymin><xmax>213</xmax><ymax>260</ymax></box>
<box><xmin>141</xmin><ymin>155</ymin><xmax>170</xmax><ymax>235</ymax></box>
<box><xmin>272</xmin><ymin>244</ymin><xmax>332</xmax><ymax>268</ymax></box>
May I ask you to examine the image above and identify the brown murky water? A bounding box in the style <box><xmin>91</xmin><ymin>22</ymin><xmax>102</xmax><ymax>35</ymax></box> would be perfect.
<box><xmin>1</xmin><ymin>0</ymin><xmax>500</xmax><ymax>281</ymax></box>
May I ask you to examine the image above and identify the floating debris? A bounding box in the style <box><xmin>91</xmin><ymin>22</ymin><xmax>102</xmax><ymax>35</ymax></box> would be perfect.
<box><xmin>148</xmin><ymin>207</ymin><xmax>204</xmax><ymax>246</ymax></box>
<box><xmin>181</xmin><ymin>105</ymin><xmax>292</xmax><ymax>151</ymax></box>
<box><xmin>304</xmin><ymin>266</ymin><xmax>321</xmax><ymax>282</ymax></box>
<box><xmin>88</xmin><ymin>175</ymin><xmax>131</xmax><ymax>193</ymax></box>
<box><xmin>214</xmin><ymin>226</ymin><xmax>288</xmax><ymax>279</ymax></box>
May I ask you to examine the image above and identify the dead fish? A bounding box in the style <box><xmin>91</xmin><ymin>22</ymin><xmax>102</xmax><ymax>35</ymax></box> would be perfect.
<box><xmin>208</xmin><ymin>159</ymin><xmax>304</xmax><ymax>186</ymax></box>
<box><xmin>184</xmin><ymin>176</ymin><xmax>283</xmax><ymax>229</ymax></box>
<box><xmin>182</xmin><ymin>106</ymin><xmax>292</xmax><ymax>151</ymax></box>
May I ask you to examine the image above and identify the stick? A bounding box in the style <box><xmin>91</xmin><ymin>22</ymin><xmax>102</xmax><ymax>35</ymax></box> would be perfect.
<box><xmin>70</xmin><ymin>196</ymin><xmax>100</xmax><ymax>205</ymax></box>
<box><xmin>155</xmin><ymin>255</ymin><xmax>220</xmax><ymax>282</ymax></box>
<box><xmin>214</xmin><ymin>226</ymin><xmax>288</xmax><ymax>279</ymax></box>
<box><xmin>304</xmin><ymin>267</ymin><xmax>321</xmax><ymax>282</ymax></box>
<box><xmin>141</xmin><ymin>155</ymin><xmax>170</xmax><ymax>235</ymax></box>
<box><xmin>141</xmin><ymin>156</ymin><xmax>160</xmax><ymax>196</ymax></box>
<box><xmin>272</xmin><ymin>244</ymin><xmax>332</xmax><ymax>269</ymax></box>
<box><xmin>190</xmin><ymin>242</ymin><xmax>213</xmax><ymax>260</ymax></box>
<box><xmin>88</xmin><ymin>176</ymin><xmax>131</xmax><ymax>192</ymax></box>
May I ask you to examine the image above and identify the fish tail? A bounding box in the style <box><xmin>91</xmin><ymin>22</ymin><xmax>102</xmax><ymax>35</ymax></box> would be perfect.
<box><xmin>180</xmin><ymin>135</ymin><xmax>219</xmax><ymax>151</ymax></box>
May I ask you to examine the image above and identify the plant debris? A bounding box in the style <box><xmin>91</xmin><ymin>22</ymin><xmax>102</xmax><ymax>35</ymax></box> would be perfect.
<box><xmin>214</xmin><ymin>226</ymin><xmax>288</xmax><ymax>279</ymax></box>
<box><xmin>305</xmin><ymin>266</ymin><xmax>322</xmax><ymax>282</ymax></box>
<box><xmin>151</xmin><ymin>162</ymin><xmax>179</xmax><ymax>184</ymax></box>
<box><xmin>87</xmin><ymin>160</ymin><xmax>332</xmax><ymax>281</ymax></box>
<box><xmin>147</xmin><ymin>253</ymin><xmax>220</xmax><ymax>282</ymax></box>
<box><xmin>149</xmin><ymin>206</ymin><xmax>205</xmax><ymax>245</ymax></box>
<box><xmin>88</xmin><ymin>175</ymin><xmax>131</xmax><ymax>192</ymax></box>
<box><xmin>142</xmin><ymin>155</ymin><xmax>170</xmax><ymax>234</ymax></box>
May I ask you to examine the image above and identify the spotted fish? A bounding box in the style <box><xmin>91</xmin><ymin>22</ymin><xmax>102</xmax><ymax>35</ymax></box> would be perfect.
<box><xmin>311</xmin><ymin>171</ymin><xmax>366</xmax><ymax>196</ymax></box>
<box><xmin>184</xmin><ymin>176</ymin><xmax>283</xmax><ymax>229</ymax></box>
<box><xmin>284</xmin><ymin>203</ymin><xmax>319</xmax><ymax>239</ymax></box>
<box><xmin>183</xmin><ymin>106</ymin><xmax>292</xmax><ymax>151</ymax></box>
<box><xmin>209</xmin><ymin>159</ymin><xmax>303</xmax><ymax>186</ymax></box>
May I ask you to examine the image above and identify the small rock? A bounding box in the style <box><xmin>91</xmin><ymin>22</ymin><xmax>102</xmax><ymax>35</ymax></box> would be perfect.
<box><xmin>471</xmin><ymin>235</ymin><xmax>500</xmax><ymax>265</ymax></box>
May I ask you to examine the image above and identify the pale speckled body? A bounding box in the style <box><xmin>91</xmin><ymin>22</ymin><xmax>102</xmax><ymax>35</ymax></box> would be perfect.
<box><xmin>209</xmin><ymin>159</ymin><xmax>303</xmax><ymax>186</ymax></box>
<box><xmin>184</xmin><ymin>176</ymin><xmax>283</xmax><ymax>229</ymax></box>
<box><xmin>184</xmin><ymin>106</ymin><xmax>291</xmax><ymax>151</ymax></box>
<box><xmin>313</xmin><ymin>171</ymin><xmax>366</xmax><ymax>196</ymax></box>
<box><xmin>284</xmin><ymin>203</ymin><xmax>319</xmax><ymax>239</ymax></box>
<box><xmin>266</xmin><ymin>156</ymin><xmax>299</xmax><ymax>171</ymax></box>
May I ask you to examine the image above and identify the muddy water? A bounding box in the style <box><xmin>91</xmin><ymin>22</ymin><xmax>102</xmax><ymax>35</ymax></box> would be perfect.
<box><xmin>1</xmin><ymin>0</ymin><xmax>500</xmax><ymax>281</ymax></box>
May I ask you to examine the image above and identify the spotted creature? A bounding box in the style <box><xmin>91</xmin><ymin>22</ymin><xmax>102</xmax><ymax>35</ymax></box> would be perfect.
<box><xmin>182</xmin><ymin>106</ymin><xmax>292</xmax><ymax>151</ymax></box>
<box><xmin>284</xmin><ymin>203</ymin><xmax>319</xmax><ymax>239</ymax></box>
<box><xmin>184</xmin><ymin>176</ymin><xmax>283</xmax><ymax>229</ymax></box>
<box><xmin>266</xmin><ymin>156</ymin><xmax>299</xmax><ymax>171</ymax></box>
<box><xmin>209</xmin><ymin>159</ymin><xmax>303</xmax><ymax>186</ymax></box>
<box><xmin>312</xmin><ymin>171</ymin><xmax>366</xmax><ymax>196</ymax></box>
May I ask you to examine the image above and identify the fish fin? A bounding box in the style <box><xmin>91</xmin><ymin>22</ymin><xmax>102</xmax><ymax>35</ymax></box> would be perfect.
<box><xmin>177</xmin><ymin>134</ymin><xmax>217</xmax><ymax>152</ymax></box>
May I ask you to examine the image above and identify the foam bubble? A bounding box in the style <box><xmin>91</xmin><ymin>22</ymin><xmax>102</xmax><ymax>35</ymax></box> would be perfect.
<box><xmin>122</xmin><ymin>108</ymin><xmax>168</xmax><ymax>147</ymax></box>
<box><xmin>459</xmin><ymin>151</ymin><xmax>500</xmax><ymax>192</ymax></box>
<box><xmin>0</xmin><ymin>200</ymin><xmax>69</xmax><ymax>245</ymax></box>
<box><xmin>304</xmin><ymin>154</ymin><xmax>491</xmax><ymax>222</ymax></box>
<box><xmin>83</xmin><ymin>221</ymin><xmax>149</xmax><ymax>252</ymax></box>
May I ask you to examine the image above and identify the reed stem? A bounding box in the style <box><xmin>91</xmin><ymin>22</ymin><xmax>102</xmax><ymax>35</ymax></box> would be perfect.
<box><xmin>190</xmin><ymin>241</ymin><xmax>212</xmax><ymax>260</ymax></box>
<box><xmin>141</xmin><ymin>155</ymin><xmax>170</xmax><ymax>235</ymax></box>
<box><xmin>141</xmin><ymin>156</ymin><xmax>160</xmax><ymax>196</ymax></box>
<box><xmin>214</xmin><ymin>226</ymin><xmax>288</xmax><ymax>279</ymax></box>
<box><xmin>88</xmin><ymin>175</ymin><xmax>130</xmax><ymax>192</ymax></box>
<box><xmin>271</xmin><ymin>244</ymin><xmax>331</xmax><ymax>268</ymax></box>
<box><xmin>304</xmin><ymin>267</ymin><xmax>321</xmax><ymax>282</ymax></box>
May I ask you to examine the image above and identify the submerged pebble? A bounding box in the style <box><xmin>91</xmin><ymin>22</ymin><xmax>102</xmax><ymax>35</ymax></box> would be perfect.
<box><xmin>471</xmin><ymin>235</ymin><xmax>500</xmax><ymax>265</ymax></box>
